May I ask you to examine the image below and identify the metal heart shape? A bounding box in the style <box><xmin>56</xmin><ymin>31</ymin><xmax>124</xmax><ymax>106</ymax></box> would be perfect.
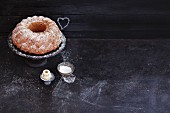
<box><xmin>57</xmin><ymin>17</ymin><xmax>70</xmax><ymax>30</ymax></box>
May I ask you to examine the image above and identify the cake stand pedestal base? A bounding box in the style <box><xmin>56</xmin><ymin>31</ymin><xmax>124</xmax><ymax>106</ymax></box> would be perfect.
<box><xmin>25</xmin><ymin>59</ymin><xmax>47</xmax><ymax>67</ymax></box>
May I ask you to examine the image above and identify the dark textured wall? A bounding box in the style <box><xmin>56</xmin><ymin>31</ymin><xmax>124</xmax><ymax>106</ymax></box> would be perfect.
<box><xmin>1</xmin><ymin>0</ymin><xmax>170</xmax><ymax>38</ymax></box>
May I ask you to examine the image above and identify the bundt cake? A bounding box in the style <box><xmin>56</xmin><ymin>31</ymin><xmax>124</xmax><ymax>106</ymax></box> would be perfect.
<box><xmin>12</xmin><ymin>16</ymin><xmax>62</xmax><ymax>55</ymax></box>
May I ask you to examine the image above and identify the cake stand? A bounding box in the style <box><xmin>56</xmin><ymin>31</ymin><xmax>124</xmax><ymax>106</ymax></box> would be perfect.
<box><xmin>8</xmin><ymin>33</ymin><xmax>66</xmax><ymax>67</ymax></box>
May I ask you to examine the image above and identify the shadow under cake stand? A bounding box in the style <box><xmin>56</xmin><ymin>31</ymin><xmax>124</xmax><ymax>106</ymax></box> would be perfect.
<box><xmin>8</xmin><ymin>33</ymin><xmax>66</xmax><ymax>67</ymax></box>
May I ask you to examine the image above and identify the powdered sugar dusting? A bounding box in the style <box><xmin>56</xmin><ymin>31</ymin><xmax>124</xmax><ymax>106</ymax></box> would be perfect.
<box><xmin>61</xmin><ymin>51</ymin><xmax>71</xmax><ymax>62</ymax></box>
<box><xmin>8</xmin><ymin>33</ymin><xmax>66</xmax><ymax>59</ymax></box>
<box><xmin>32</xmin><ymin>45</ymin><xmax>37</xmax><ymax>49</ymax></box>
<box><xmin>39</xmin><ymin>45</ymin><xmax>45</xmax><ymax>50</ymax></box>
<box><xmin>12</xmin><ymin>16</ymin><xmax>62</xmax><ymax>54</ymax></box>
<box><xmin>35</xmin><ymin>35</ymin><xmax>41</xmax><ymax>42</ymax></box>
<box><xmin>21</xmin><ymin>43</ymin><xmax>27</xmax><ymax>48</ymax></box>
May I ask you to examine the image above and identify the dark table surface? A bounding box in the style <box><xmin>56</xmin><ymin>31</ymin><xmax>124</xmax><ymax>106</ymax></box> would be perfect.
<box><xmin>1</xmin><ymin>38</ymin><xmax>170</xmax><ymax>113</ymax></box>
<box><xmin>1</xmin><ymin>0</ymin><xmax>170</xmax><ymax>113</ymax></box>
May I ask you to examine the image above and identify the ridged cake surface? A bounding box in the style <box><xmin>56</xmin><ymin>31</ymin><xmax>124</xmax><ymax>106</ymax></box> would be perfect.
<box><xmin>12</xmin><ymin>16</ymin><xmax>62</xmax><ymax>54</ymax></box>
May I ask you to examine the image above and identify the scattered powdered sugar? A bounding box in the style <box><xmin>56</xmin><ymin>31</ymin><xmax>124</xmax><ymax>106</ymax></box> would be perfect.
<box><xmin>20</xmin><ymin>22</ymin><xmax>27</xmax><ymax>26</ymax></box>
<box><xmin>21</xmin><ymin>43</ymin><xmax>27</xmax><ymax>48</ymax></box>
<box><xmin>52</xmin><ymin>79</ymin><xmax>79</xmax><ymax>112</ymax></box>
<box><xmin>58</xmin><ymin>31</ymin><xmax>62</xmax><ymax>37</ymax></box>
<box><xmin>30</xmin><ymin>45</ymin><xmax>33</xmax><ymax>49</ymax></box>
<box><xmin>17</xmin><ymin>38</ymin><xmax>21</xmax><ymax>43</ymax></box>
<box><xmin>52</xmin><ymin>79</ymin><xmax>78</xmax><ymax>100</ymax></box>
<box><xmin>0</xmin><ymin>75</ymin><xmax>42</xmax><ymax>113</ymax></box>
<box><xmin>61</xmin><ymin>51</ymin><xmax>71</xmax><ymax>62</ymax></box>
<box><xmin>47</xmin><ymin>43</ymin><xmax>52</xmax><ymax>49</ymax></box>
<box><xmin>38</xmin><ymin>16</ymin><xmax>44</xmax><ymax>20</ymax></box>
<box><xmin>4</xmin><ymin>84</ymin><xmax>22</xmax><ymax>97</ymax></box>
<box><xmin>22</xmin><ymin>19</ymin><xmax>27</xmax><ymax>23</ymax></box>
<box><xmin>56</xmin><ymin>37</ymin><xmax>61</xmax><ymax>44</ymax></box>
<box><xmin>80</xmin><ymin>80</ymin><xmax>108</xmax><ymax>103</ymax></box>
<box><xmin>27</xmin><ymin>17</ymin><xmax>32</xmax><ymax>21</ymax></box>
<box><xmin>3</xmin><ymin>77</ymin><xmax>25</xmax><ymax>97</ymax></box>
<box><xmin>51</xmin><ymin>78</ymin><xmax>113</xmax><ymax>111</ymax></box>
<box><xmin>32</xmin><ymin>45</ymin><xmax>37</xmax><ymax>49</ymax></box>
<box><xmin>39</xmin><ymin>45</ymin><xmax>45</xmax><ymax>50</ymax></box>
<box><xmin>61</xmin><ymin>49</ymin><xmax>83</xmax><ymax>64</ymax></box>
<box><xmin>13</xmin><ymin>31</ymin><xmax>21</xmax><ymax>38</ymax></box>
<box><xmin>16</xmin><ymin>26</ymin><xmax>25</xmax><ymax>31</ymax></box>
<box><xmin>35</xmin><ymin>36</ymin><xmax>41</xmax><ymax>42</ymax></box>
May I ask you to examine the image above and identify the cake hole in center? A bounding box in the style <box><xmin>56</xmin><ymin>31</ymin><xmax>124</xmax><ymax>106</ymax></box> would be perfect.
<box><xmin>28</xmin><ymin>22</ymin><xmax>46</xmax><ymax>32</ymax></box>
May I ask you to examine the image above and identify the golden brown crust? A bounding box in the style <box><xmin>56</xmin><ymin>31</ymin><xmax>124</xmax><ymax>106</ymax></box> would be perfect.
<box><xmin>12</xmin><ymin>16</ymin><xmax>62</xmax><ymax>55</ymax></box>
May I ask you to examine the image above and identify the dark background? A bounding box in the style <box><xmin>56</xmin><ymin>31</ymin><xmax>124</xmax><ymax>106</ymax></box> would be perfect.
<box><xmin>1</xmin><ymin>0</ymin><xmax>170</xmax><ymax>38</ymax></box>
<box><xmin>1</xmin><ymin>1</ymin><xmax>170</xmax><ymax>113</ymax></box>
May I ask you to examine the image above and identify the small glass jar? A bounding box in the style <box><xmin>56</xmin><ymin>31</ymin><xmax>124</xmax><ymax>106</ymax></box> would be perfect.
<box><xmin>57</xmin><ymin>62</ymin><xmax>76</xmax><ymax>83</ymax></box>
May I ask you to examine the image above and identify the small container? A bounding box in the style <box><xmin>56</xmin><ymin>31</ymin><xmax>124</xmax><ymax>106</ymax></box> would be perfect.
<box><xmin>57</xmin><ymin>62</ymin><xmax>76</xmax><ymax>83</ymax></box>
<box><xmin>40</xmin><ymin>69</ymin><xmax>55</xmax><ymax>85</ymax></box>
<box><xmin>57</xmin><ymin>62</ymin><xmax>75</xmax><ymax>75</ymax></box>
